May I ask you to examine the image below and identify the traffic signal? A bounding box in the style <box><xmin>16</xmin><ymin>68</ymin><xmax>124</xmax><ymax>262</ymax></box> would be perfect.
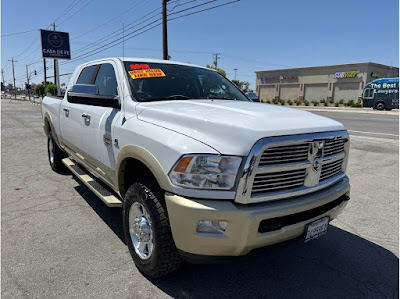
<box><xmin>34</xmin><ymin>70</ymin><xmax>37</xmax><ymax>76</ymax></box>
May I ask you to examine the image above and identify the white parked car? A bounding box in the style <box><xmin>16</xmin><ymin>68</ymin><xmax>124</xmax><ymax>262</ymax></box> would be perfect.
<box><xmin>42</xmin><ymin>57</ymin><xmax>350</xmax><ymax>277</ymax></box>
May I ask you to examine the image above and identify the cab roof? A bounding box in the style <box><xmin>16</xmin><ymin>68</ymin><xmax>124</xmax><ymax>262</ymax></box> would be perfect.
<box><xmin>77</xmin><ymin>57</ymin><xmax>213</xmax><ymax>72</ymax></box>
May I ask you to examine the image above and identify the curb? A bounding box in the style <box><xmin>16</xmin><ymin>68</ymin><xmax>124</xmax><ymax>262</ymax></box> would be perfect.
<box><xmin>296</xmin><ymin>106</ymin><xmax>398</xmax><ymax>115</ymax></box>
<box><xmin>2</xmin><ymin>98</ymin><xmax>42</xmax><ymax>106</ymax></box>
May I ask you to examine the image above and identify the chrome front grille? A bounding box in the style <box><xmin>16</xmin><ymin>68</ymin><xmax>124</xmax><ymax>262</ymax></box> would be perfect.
<box><xmin>235</xmin><ymin>131</ymin><xmax>350</xmax><ymax>204</ymax></box>
<box><xmin>323</xmin><ymin>138</ymin><xmax>346</xmax><ymax>156</ymax></box>
<box><xmin>320</xmin><ymin>158</ymin><xmax>343</xmax><ymax>182</ymax></box>
<box><xmin>252</xmin><ymin>169</ymin><xmax>306</xmax><ymax>194</ymax></box>
<box><xmin>258</xmin><ymin>144</ymin><xmax>309</xmax><ymax>166</ymax></box>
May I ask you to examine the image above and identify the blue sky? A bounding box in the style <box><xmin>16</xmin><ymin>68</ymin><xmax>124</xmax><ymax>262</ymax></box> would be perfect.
<box><xmin>1</xmin><ymin>0</ymin><xmax>399</xmax><ymax>89</ymax></box>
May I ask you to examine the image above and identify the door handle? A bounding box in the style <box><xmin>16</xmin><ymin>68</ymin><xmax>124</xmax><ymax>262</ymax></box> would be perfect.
<box><xmin>63</xmin><ymin>108</ymin><xmax>69</xmax><ymax>112</ymax></box>
<box><xmin>81</xmin><ymin>113</ymin><xmax>91</xmax><ymax>119</ymax></box>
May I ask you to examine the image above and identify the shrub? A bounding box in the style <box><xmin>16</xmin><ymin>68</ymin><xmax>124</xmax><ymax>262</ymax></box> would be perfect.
<box><xmin>303</xmin><ymin>100</ymin><xmax>309</xmax><ymax>106</ymax></box>
<box><xmin>288</xmin><ymin>100</ymin><xmax>293</xmax><ymax>105</ymax></box>
<box><xmin>296</xmin><ymin>100</ymin><xmax>302</xmax><ymax>106</ymax></box>
<box><xmin>46</xmin><ymin>84</ymin><xmax>58</xmax><ymax>96</ymax></box>
<box><xmin>352</xmin><ymin>103</ymin><xmax>362</xmax><ymax>108</ymax></box>
<box><xmin>339</xmin><ymin>99</ymin><xmax>344</xmax><ymax>105</ymax></box>
<box><xmin>335</xmin><ymin>102</ymin><xmax>339</xmax><ymax>107</ymax></box>
<box><xmin>312</xmin><ymin>101</ymin><xmax>318</xmax><ymax>106</ymax></box>
<box><xmin>324</xmin><ymin>101</ymin><xmax>328</xmax><ymax>106</ymax></box>
<box><xmin>320</xmin><ymin>99</ymin><xmax>325</xmax><ymax>104</ymax></box>
<box><xmin>272</xmin><ymin>99</ymin><xmax>279</xmax><ymax>105</ymax></box>
<box><xmin>347</xmin><ymin>100</ymin><xmax>355</xmax><ymax>107</ymax></box>
<box><xmin>266</xmin><ymin>100</ymin><xmax>271</xmax><ymax>104</ymax></box>
<box><xmin>279</xmin><ymin>99</ymin><xmax>285</xmax><ymax>105</ymax></box>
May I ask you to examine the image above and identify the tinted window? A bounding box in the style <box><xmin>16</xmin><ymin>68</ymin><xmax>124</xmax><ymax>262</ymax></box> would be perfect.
<box><xmin>94</xmin><ymin>64</ymin><xmax>118</xmax><ymax>96</ymax></box>
<box><xmin>77</xmin><ymin>65</ymin><xmax>97</xmax><ymax>84</ymax></box>
<box><xmin>123</xmin><ymin>62</ymin><xmax>249</xmax><ymax>102</ymax></box>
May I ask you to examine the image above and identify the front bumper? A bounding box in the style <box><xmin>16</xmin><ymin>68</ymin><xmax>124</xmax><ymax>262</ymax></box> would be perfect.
<box><xmin>165</xmin><ymin>176</ymin><xmax>350</xmax><ymax>257</ymax></box>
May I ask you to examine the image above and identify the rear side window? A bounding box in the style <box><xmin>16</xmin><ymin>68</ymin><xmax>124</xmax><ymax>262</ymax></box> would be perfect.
<box><xmin>94</xmin><ymin>64</ymin><xmax>118</xmax><ymax>96</ymax></box>
<box><xmin>76</xmin><ymin>65</ymin><xmax>97</xmax><ymax>84</ymax></box>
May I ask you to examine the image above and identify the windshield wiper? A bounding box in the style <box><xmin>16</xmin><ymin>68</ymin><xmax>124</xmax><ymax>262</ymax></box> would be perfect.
<box><xmin>141</xmin><ymin>95</ymin><xmax>191</xmax><ymax>102</ymax></box>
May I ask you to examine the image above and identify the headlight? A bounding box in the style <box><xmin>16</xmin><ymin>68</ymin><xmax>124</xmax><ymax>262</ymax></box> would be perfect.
<box><xmin>169</xmin><ymin>155</ymin><xmax>242</xmax><ymax>190</ymax></box>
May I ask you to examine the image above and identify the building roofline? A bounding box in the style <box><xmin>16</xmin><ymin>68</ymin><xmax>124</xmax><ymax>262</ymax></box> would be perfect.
<box><xmin>255</xmin><ymin>62</ymin><xmax>399</xmax><ymax>73</ymax></box>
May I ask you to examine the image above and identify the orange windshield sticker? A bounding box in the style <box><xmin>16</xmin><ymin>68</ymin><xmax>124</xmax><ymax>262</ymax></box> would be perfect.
<box><xmin>129</xmin><ymin>69</ymin><xmax>166</xmax><ymax>79</ymax></box>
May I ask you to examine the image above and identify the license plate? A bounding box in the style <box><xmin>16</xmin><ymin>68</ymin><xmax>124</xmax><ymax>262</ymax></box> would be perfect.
<box><xmin>304</xmin><ymin>217</ymin><xmax>329</xmax><ymax>243</ymax></box>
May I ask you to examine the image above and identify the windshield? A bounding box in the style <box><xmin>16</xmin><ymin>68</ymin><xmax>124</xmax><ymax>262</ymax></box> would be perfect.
<box><xmin>123</xmin><ymin>61</ymin><xmax>249</xmax><ymax>102</ymax></box>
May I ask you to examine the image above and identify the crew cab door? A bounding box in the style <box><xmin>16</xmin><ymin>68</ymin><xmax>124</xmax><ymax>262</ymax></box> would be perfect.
<box><xmin>79</xmin><ymin>63</ymin><xmax>122</xmax><ymax>177</ymax></box>
<box><xmin>59</xmin><ymin>65</ymin><xmax>98</xmax><ymax>153</ymax></box>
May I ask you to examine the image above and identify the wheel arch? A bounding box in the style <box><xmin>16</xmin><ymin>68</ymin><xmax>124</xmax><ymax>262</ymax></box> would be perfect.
<box><xmin>43</xmin><ymin>112</ymin><xmax>62</xmax><ymax>147</ymax></box>
<box><xmin>116</xmin><ymin>145</ymin><xmax>172</xmax><ymax>198</ymax></box>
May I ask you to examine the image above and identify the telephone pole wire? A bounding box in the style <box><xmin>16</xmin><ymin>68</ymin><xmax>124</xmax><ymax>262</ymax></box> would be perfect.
<box><xmin>8</xmin><ymin>57</ymin><xmax>17</xmax><ymax>99</ymax></box>
<box><xmin>213</xmin><ymin>53</ymin><xmax>220</xmax><ymax>68</ymax></box>
<box><xmin>162</xmin><ymin>0</ymin><xmax>169</xmax><ymax>60</ymax></box>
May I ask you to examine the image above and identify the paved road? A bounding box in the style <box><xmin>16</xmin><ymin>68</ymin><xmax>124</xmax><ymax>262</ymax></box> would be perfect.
<box><xmin>2</xmin><ymin>101</ymin><xmax>398</xmax><ymax>298</ymax></box>
<box><xmin>310</xmin><ymin>110</ymin><xmax>399</xmax><ymax>139</ymax></box>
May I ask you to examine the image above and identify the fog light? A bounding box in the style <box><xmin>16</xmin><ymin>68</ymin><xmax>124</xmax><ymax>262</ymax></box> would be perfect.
<box><xmin>196</xmin><ymin>220</ymin><xmax>228</xmax><ymax>234</ymax></box>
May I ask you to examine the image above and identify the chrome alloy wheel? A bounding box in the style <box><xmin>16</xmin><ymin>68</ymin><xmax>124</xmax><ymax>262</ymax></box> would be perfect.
<box><xmin>129</xmin><ymin>202</ymin><xmax>154</xmax><ymax>260</ymax></box>
<box><xmin>48</xmin><ymin>138</ymin><xmax>54</xmax><ymax>165</ymax></box>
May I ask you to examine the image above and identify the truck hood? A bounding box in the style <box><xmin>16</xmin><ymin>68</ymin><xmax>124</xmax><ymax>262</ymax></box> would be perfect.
<box><xmin>136</xmin><ymin>100</ymin><xmax>345</xmax><ymax>155</ymax></box>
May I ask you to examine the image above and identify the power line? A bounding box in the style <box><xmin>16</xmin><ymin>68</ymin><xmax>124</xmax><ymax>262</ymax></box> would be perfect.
<box><xmin>72</xmin><ymin>0</ymin><xmax>149</xmax><ymax>40</ymax></box>
<box><xmin>168</xmin><ymin>0</ymin><xmax>217</xmax><ymax>16</ymax></box>
<box><xmin>58</xmin><ymin>0</ymin><xmax>97</xmax><ymax>25</ymax></box>
<box><xmin>54</xmin><ymin>0</ymin><xmax>82</xmax><ymax>23</ymax></box>
<box><xmin>168</xmin><ymin>0</ymin><xmax>240</xmax><ymax>21</ymax></box>
<box><xmin>71</xmin><ymin>6</ymin><xmax>161</xmax><ymax>57</ymax></box>
<box><xmin>60</xmin><ymin>19</ymin><xmax>163</xmax><ymax>65</ymax></box>
<box><xmin>1</xmin><ymin>29</ymin><xmax>37</xmax><ymax>37</ymax></box>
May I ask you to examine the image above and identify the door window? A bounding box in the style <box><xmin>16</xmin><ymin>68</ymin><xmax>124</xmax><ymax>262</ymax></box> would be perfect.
<box><xmin>363</xmin><ymin>88</ymin><xmax>374</xmax><ymax>99</ymax></box>
<box><xmin>76</xmin><ymin>65</ymin><xmax>97</xmax><ymax>84</ymax></box>
<box><xmin>94</xmin><ymin>64</ymin><xmax>118</xmax><ymax>96</ymax></box>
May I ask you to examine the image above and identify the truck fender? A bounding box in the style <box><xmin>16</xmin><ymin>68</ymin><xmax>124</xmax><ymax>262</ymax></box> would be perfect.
<box><xmin>116</xmin><ymin>145</ymin><xmax>172</xmax><ymax>197</ymax></box>
<box><xmin>43</xmin><ymin>112</ymin><xmax>62</xmax><ymax>147</ymax></box>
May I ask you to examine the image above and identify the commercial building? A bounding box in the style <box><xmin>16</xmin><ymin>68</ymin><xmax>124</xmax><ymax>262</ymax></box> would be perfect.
<box><xmin>255</xmin><ymin>62</ymin><xmax>399</xmax><ymax>103</ymax></box>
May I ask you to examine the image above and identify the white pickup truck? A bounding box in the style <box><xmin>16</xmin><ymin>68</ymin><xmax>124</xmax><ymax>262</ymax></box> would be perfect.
<box><xmin>42</xmin><ymin>57</ymin><xmax>350</xmax><ymax>278</ymax></box>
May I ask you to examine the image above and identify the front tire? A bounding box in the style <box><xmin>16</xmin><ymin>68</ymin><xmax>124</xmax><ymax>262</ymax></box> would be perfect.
<box><xmin>375</xmin><ymin>102</ymin><xmax>385</xmax><ymax>110</ymax></box>
<box><xmin>47</xmin><ymin>131</ymin><xmax>66</xmax><ymax>172</ymax></box>
<box><xmin>123</xmin><ymin>181</ymin><xmax>183</xmax><ymax>278</ymax></box>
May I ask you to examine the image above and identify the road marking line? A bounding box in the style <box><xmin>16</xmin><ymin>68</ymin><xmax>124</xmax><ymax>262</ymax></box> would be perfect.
<box><xmin>348</xmin><ymin>130</ymin><xmax>399</xmax><ymax>137</ymax></box>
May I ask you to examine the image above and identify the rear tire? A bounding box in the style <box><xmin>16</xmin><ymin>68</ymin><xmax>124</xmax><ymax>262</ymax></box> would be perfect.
<box><xmin>375</xmin><ymin>102</ymin><xmax>385</xmax><ymax>110</ymax></box>
<box><xmin>123</xmin><ymin>181</ymin><xmax>184</xmax><ymax>278</ymax></box>
<box><xmin>47</xmin><ymin>131</ymin><xmax>66</xmax><ymax>172</ymax></box>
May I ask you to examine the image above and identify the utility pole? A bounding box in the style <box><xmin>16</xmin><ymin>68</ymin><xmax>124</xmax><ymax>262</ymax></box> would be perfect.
<box><xmin>213</xmin><ymin>53</ymin><xmax>220</xmax><ymax>68</ymax></box>
<box><xmin>1</xmin><ymin>68</ymin><xmax>5</xmax><ymax>86</ymax></box>
<box><xmin>43</xmin><ymin>59</ymin><xmax>47</xmax><ymax>92</ymax></box>
<box><xmin>234</xmin><ymin>68</ymin><xmax>238</xmax><ymax>80</ymax></box>
<box><xmin>8</xmin><ymin>57</ymin><xmax>17</xmax><ymax>100</ymax></box>
<box><xmin>162</xmin><ymin>0</ymin><xmax>169</xmax><ymax>60</ymax></box>
<box><xmin>52</xmin><ymin>22</ymin><xmax>61</xmax><ymax>96</ymax></box>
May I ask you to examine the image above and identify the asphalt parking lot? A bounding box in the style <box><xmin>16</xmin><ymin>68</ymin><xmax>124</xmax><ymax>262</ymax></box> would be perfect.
<box><xmin>2</xmin><ymin>100</ymin><xmax>399</xmax><ymax>298</ymax></box>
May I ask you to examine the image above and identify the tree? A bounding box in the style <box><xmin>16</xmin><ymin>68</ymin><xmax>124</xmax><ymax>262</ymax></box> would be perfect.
<box><xmin>231</xmin><ymin>79</ymin><xmax>251</xmax><ymax>93</ymax></box>
<box><xmin>34</xmin><ymin>84</ymin><xmax>45</xmax><ymax>97</ymax></box>
<box><xmin>46</xmin><ymin>84</ymin><xmax>58</xmax><ymax>96</ymax></box>
<box><xmin>206</xmin><ymin>64</ymin><xmax>226</xmax><ymax>77</ymax></box>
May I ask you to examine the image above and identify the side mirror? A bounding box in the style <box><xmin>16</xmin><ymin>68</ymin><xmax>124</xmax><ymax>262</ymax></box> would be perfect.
<box><xmin>68</xmin><ymin>84</ymin><xmax>99</xmax><ymax>95</ymax></box>
<box><xmin>67</xmin><ymin>84</ymin><xmax>120</xmax><ymax>109</ymax></box>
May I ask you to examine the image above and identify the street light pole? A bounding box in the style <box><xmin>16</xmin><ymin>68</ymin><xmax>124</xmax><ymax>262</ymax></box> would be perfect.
<box><xmin>234</xmin><ymin>68</ymin><xmax>238</xmax><ymax>80</ymax></box>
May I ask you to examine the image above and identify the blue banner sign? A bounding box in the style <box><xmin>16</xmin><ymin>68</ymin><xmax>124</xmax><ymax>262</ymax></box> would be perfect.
<box><xmin>40</xmin><ymin>29</ymin><xmax>71</xmax><ymax>60</ymax></box>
